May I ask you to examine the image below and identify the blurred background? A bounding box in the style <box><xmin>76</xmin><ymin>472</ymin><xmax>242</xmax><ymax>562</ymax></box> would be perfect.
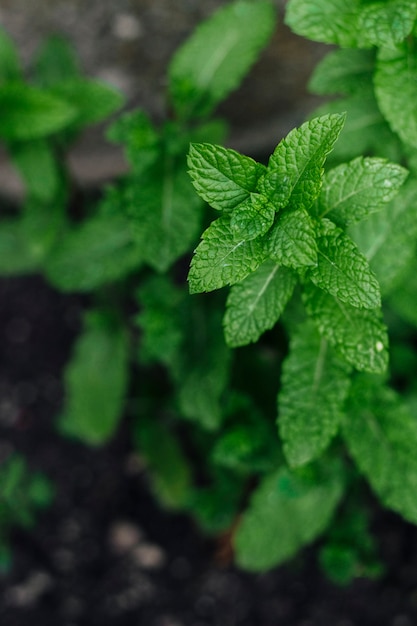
<box><xmin>0</xmin><ymin>0</ymin><xmax>327</xmax><ymax>198</ymax></box>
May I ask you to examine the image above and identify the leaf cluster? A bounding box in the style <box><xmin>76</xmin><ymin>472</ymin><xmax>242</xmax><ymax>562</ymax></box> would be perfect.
<box><xmin>0</xmin><ymin>1</ymin><xmax>279</xmax><ymax>559</ymax></box>
<box><xmin>0</xmin><ymin>455</ymin><xmax>53</xmax><ymax>572</ymax></box>
<box><xmin>4</xmin><ymin>0</ymin><xmax>417</xmax><ymax>583</ymax></box>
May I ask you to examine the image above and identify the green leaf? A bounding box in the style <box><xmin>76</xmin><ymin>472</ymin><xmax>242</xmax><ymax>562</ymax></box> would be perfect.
<box><xmin>34</xmin><ymin>35</ymin><xmax>80</xmax><ymax>87</ymax></box>
<box><xmin>375</xmin><ymin>43</ymin><xmax>417</xmax><ymax>149</ymax></box>
<box><xmin>107</xmin><ymin>109</ymin><xmax>160</xmax><ymax>174</ymax></box>
<box><xmin>234</xmin><ymin>462</ymin><xmax>345</xmax><ymax>571</ymax></box>
<box><xmin>168</xmin><ymin>0</ymin><xmax>275</xmax><ymax>118</ymax></box>
<box><xmin>358</xmin><ymin>0</ymin><xmax>417</xmax><ymax>48</ymax></box>
<box><xmin>126</xmin><ymin>162</ymin><xmax>203</xmax><ymax>272</ymax></box>
<box><xmin>212</xmin><ymin>424</ymin><xmax>268</xmax><ymax>473</ymax></box>
<box><xmin>389</xmin><ymin>260</ymin><xmax>417</xmax><ymax>327</ymax></box>
<box><xmin>49</xmin><ymin>78</ymin><xmax>124</xmax><ymax>130</ymax></box>
<box><xmin>0</xmin><ymin>219</ymin><xmax>38</xmax><ymax>276</ymax></box>
<box><xmin>0</xmin><ymin>27</ymin><xmax>21</xmax><ymax>83</ymax></box>
<box><xmin>186</xmin><ymin>118</ymin><xmax>229</xmax><ymax>146</ymax></box>
<box><xmin>188</xmin><ymin>215</ymin><xmax>266</xmax><ymax>294</ymax></box>
<box><xmin>136</xmin><ymin>275</ymin><xmax>185</xmax><ymax>370</ymax></box>
<box><xmin>187</xmin><ymin>142</ymin><xmax>265</xmax><ymax>211</ymax></box>
<box><xmin>285</xmin><ymin>0</ymin><xmax>361</xmax><ymax>47</ymax></box>
<box><xmin>0</xmin><ymin>455</ymin><xmax>53</xmax><ymax>531</ymax></box>
<box><xmin>230</xmin><ymin>194</ymin><xmax>275</xmax><ymax>240</ymax></box>
<box><xmin>188</xmin><ymin>470</ymin><xmax>245</xmax><ymax>534</ymax></box>
<box><xmin>318</xmin><ymin>157</ymin><xmax>408</xmax><ymax>227</ymax></box>
<box><xmin>311</xmin><ymin>90</ymin><xmax>402</xmax><ymax>164</ymax></box>
<box><xmin>45</xmin><ymin>211</ymin><xmax>143</xmax><ymax>292</ymax></box>
<box><xmin>20</xmin><ymin>197</ymin><xmax>68</xmax><ymax>265</ymax></box>
<box><xmin>9</xmin><ymin>139</ymin><xmax>61</xmax><ymax>202</ymax></box>
<box><xmin>133</xmin><ymin>416</ymin><xmax>192</xmax><ymax>510</ymax></box>
<box><xmin>307</xmin><ymin>219</ymin><xmax>381</xmax><ymax>310</ymax></box>
<box><xmin>177</xmin><ymin>300</ymin><xmax>231</xmax><ymax>430</ymax></box>
<box><xmin>268</xmin><ymin>208</ymin><xmax>318</xmax><ymax>269</ymax></box>
<box><xmin>349</xmin><ymin>179</ymin><xmax>417</xmax><ymax>295</ymax></box>
<box><xmin>211</xmin><ymin>399</ymin><xmax>277</xmax><ymax>474</ymax></box>
<box><xmin>303</xmin><ymin>281</ymin><xmax>388</xmax><ymax>373</ymax></box>
<box><xmin>309</xmin><ymin>49</ymin><xmax>375</xmax><ymax>96</ymax></box>
<box><xmin>260</xmin><ymin>114</ymin><xmax>345</xmax><ymax>211</ymax></box>
<box><xmin>224</xmin><ymin>260</ymin><xmax>296</xmax><ymax>347</ymax></box>
<box><xmin>59</xmin><ymin>311</ymin><xmax>128</xmax><ymax>445</ymax></box>
<box><xmin>343</xmin><ymin>376</ymin><xmax>417</xmax><ymax>525</ymax></box>
<box><xmin>0</xmin><ymin>84</ymin><xmax>76</xmax><ymax>140</ymax></box>
<box><xmin>278</xmin><ymin>322</ymin><xmax>351</xmax><ymax>467</ymax></box>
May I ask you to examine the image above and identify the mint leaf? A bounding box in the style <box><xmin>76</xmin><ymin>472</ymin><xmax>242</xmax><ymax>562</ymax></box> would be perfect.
<box><xmin>178</xmin><ymin>364</ymin><xmax>229</xmax><ymax>431</ymax></box>
<box><xmin>311</xmin><ymin>90</ymin><xmax>402</xmax><ymax>164</ymax></box>
<box><xmin>10</xmin><ymin>139</ymin><xmax>61</xmax><ymax>203</ymax></box>
<box><xmin>133</xmin><ymin>416</ymin><xmax>192</xmax><ymax>510</ymax></box>
<box><xmin>230</xmin><ymin>194</ymin><xmax>275</xmax><ymax>241</ymax></box>
<box><xmin>34</xmin><ymin>35</ymin><xmax>80</xmax><ymax>87</ymax></box>
<box><xmin>303</xmin><ymin>281</ymin><xmax>389</xmax><ymax>374</ymax></box>
<box><xmin>285</xmin><ymin>0</ymin><xmax>361</xmax><ymax>47</ymax></box>
<box><xmin>224</xmin><ymin>260</ymin><xmax>296</xmax><ymax>347</ymax></box>
<box><xmin>234</xmin><ymin>462</ymin><xmax>345</xmax><ymax>571</ymax></box>
<box><xmin>278</xmin><ymin>322</ymin><xmax>351</xmax><ymax>467</ymax></box>
<box><xmin>188</xmin><ymin>471</ymin><xmax>245</xmax><ymax>534</ymax></box>
<box><xmin>375</xmin><ymin>43</ymin><xmax>417</xmax><ymax>149</ymax></box>
<box><xmin>309</xmin><ymin>49</ymin><xmax>375</xmax><ymax>96</ymax></box>
<box><xmin>127</xmin><ymin>162</ymin><xmax>203</xmax><ymax>272</ymax></box>
<box><xmin>0</xmin><ymin>219</ymin><xmax>38</xmax><ymax>275</ymax></box>
<box><xmin>188</xmin><ymin>215</ymin><xmax>266</xmax><ymax>294</ymax></box>
<box><xmin>389</xmin><ymin>262</ymin><xmax>417</xmax><ymax>327</ymax></box>
<box><xmin>307</xmin><ymin>219</ymin><xmax>381</xmax><ymax>310</ymax></box>
<box><xmin>50</xmin><ymin>78</ymin><xmax>124</xmax><ymax>130</ymax></box>
<box><xmin>318</xmin><ymin>157</ymin><xmax>408</xmax><ymax>227</ymax></box>
<box><xmin>358</xmin><ymin>0</ymin><xmax>417</xmax><ymax>48</ymax></box>
<box><xmin>45</xmin><ymin>212</ymin><xmax>142</xmax><ymax>292</ymax></box>
<box><xmin>20</xmin><ymin>199</ymin><xmax>67</xmax><ymax>266</ymax></box>
<box><xmin>59</xmin><ymin>311</ymin><xmax>128</xmax><ymax>445</ymax></box>
<box><xmin>135</xmin><ymin>275</ymin><xmax>185</xmax><ymax>370</ymax></box>
<box><xmin>260</xmin><ymin>114</ymin><xmax>345</xmax><ymax>211</ymax></box>
<box><xmin>343</xmin><ymin>376</ymin><xmax>417</xmax><ymax>525</ymax></box>
<box><xmin>211</xmin><ymin>399</ymin><xmax>277</xmax><ymax>474</ymax></box>
<box><xmin>168</xmin><ymin>0</ymin><xmax>275</xmax><ymax>118</ymax></box>
<box><xmin>187</xmin><ymin>143</ymin><xmax>265</xmax><ymax>211</ymax></box>
<box><xmin>177</xmin><ymin>302</ymin><xmax>231</xmax><ymax>431</ymax></box>
<box><xmin>0</xmin><ymin>84</ymin><xmax>76</xmax><ymax>140</ymax></box>
<box><xmin>349</xmin><ymin>180</ymin><xmax>417</xmax><ymax>296</ymax></box>
<box><xmin>107</xmin><ymin>109</ymin><xmax>160</xmax><ymax>175</ymax></box>
<box><xmin>268</xmin><ymin>208</ymin><xmax>318</xmax><ymax>269</ymax></box>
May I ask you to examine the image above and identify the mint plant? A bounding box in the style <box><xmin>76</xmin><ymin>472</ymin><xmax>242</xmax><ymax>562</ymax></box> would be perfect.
<box><xmin>0</xmin><ymin>28</ymin><xmax>123</xmax><ymax>569</ymax></box>
<box><xmin>5</xmin><ymin>0</ymin><xmax>417</xmax><ymax>585</ymax></box>
<box><xmin>0</xmin><ymin>28</ymin><xmax>124</xmax><ymax>274</ymax></box>
<box><xmin>1</xmin><ymin>0</ymin><xmax>278</xmax><ymax>547</ymax></box>
<box><xmin>183</xmin><ymin>0</ymin><xmax>417</xmax><ymax>578</ymax></box>
<box><xmin>187</xmin><ymin>112</ymin><xmax>412</xmax><ymax>571</ymax></box>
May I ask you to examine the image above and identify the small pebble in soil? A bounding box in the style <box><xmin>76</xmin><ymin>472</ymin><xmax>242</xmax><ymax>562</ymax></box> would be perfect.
<box><xmin>131</xmin><ymin>543</ymin><xmax>166</xmax><ymax>569</ymax></box>
<box><xmin>108</xmin><ymin>520</ymin><xmax>144</xmax><ymax>554</ymax></box>
<box><xmin>0</xmin><ymin>396</ymin><xmax>19</xmax><ymax>427</ymax></box>
<box><xmin>4</xmin><ymin>571</ymin><xmax>53</xmax><ymax>607</ymax></box>
<box><xmin>112</xmin><ymin>13</ymin><xmax>143</xmax><ymax>40</ymax></box>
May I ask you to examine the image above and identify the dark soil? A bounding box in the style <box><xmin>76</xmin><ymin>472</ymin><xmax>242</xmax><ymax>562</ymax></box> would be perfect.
<box><xmin>1</xmin><ymin>275</ymin><xmax>417</xmax><ymax>626</ymax></box>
